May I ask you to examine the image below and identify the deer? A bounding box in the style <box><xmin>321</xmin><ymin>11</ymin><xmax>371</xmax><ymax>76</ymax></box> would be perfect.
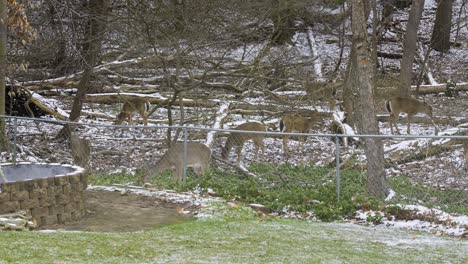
<box><xmin>221</xmin><ymin>122</ymin><xmax>267</xmax><ymax>166</ymax></box>
<box><xmin>114</xmin><ymin>97</ymin><xmax>151</xmax><ymax>126</ymax></box>
<box><xmin>385</xmin><ymin>96</ymin><xmax>437</xmax><ymax>135</ymax></box>
<box><xmin>142</xmin><ymin>142</ymin><xmax>211</xmax><ymax>182</ymax></box>
<box><xmin>304</xmin><ymin>80</ymin><xmax>336</xmax><ymax>111</ymax></box>
<box><xmin>280</xmin><ymin>114</ymin><xmax>322</xmax><ymax>159</ymax></box>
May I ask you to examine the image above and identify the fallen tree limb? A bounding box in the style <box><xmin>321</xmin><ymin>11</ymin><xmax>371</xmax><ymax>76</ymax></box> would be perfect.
<box><xmin>84</xmin><ymin>93</ymin><xmax>219</xmax><ymax>108</ymax></box>
<box><xmin>30</xmin><ymin>94</ymin><xmax>68</xmax><ymax>120</ymax></box>
<box><xmin>377</xmin><ymin>82</ymin><xmax>468</xmax><ymax>95</ymax></box>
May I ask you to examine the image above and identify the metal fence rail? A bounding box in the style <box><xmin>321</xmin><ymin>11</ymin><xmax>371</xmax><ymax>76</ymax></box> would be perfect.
<box><xmin>1</xmin><ymin>115</ymin><xmax>467</xmax><ymax>208</ymax></box>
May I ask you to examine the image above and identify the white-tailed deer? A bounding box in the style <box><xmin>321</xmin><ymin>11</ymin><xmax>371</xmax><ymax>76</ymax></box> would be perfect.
<box><xmin>114</xmin><ymin>97</ymin><xmax>151</xmax><ymax>126</ymax></box>
<box><xmin>143</xmin><ymin>142</ymin><xmax>211</xmax><ymax>182</ymax></box>
<box><xmin>221</xmin><ymin>122</ymin><xmax>267</xmax><ymax>165</ymax></box>
<box><xmin>280</xmin><ymin>114</ymin><xmax>322</xmax><ymax>159</ymax></box>
<box><xmin>385</xmin><ymin>96</ymin><xmax>436</xmax><ymax>135</ymax></box>
<box><xmin>304</xmin><ymin>80</ymin><xmax>336</xmax><ymax>110</ymax></box>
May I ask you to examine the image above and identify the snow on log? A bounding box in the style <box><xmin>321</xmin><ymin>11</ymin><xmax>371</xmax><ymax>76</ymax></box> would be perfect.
<box><xmin>84</xmin><ymin>92</ymin><xmax>219</xmax><ymax>108</ymax></box>
<box><xmin>31</xmin><ymin>93</ymin><xmax>69</xmax><ymax>120</ymax></box>
<box><xmin>377</xmin><ymin>82</ymin><xmax>468</xmax><ymax>95</ymax></box>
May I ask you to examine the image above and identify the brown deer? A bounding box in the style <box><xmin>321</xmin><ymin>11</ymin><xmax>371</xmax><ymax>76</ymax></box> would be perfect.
<box><xmin>304</xmin><ymin>80</ymin><xmax>336</xmax><ymax>111</ymax></box>
<box><xmin>221</xmin><ymin>122</ymin><xmax>267</xmax><ymax>165</ymax></box>
<box><xmin>280</xmin><ymin>114</ymin><xmax>321</xmax><ymax>159</ymax></box>
<box><xmin>114</xmin><ymin>97</ymin><xmax>151</xmax><ymax>126</ymax></box>
<box><xmin>142</xmin><ymin>142</ymin><xmax>211</xmax><ymax>182</ymax></box>
<box><xmin>385</xmin><ymin>96</ymin><xmax>436</xmax><ymax>135</ymax></box>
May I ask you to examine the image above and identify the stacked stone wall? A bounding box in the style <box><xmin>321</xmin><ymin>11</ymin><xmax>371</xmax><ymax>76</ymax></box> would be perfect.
<box><xmin>0</xmin><ymin>171</ymin><xmax>87</xmax><ymax>227</ymax></box>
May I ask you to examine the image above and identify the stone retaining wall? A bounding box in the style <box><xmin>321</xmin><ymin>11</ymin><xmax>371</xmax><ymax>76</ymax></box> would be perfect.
<box><xmin>0</xmin><ymin>163</ymin><xmax>87</xmax><ymax>227</ymax></box>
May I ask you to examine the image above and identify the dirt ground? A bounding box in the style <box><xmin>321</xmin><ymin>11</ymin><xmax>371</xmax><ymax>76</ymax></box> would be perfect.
<box><xmin>42</xmin><ymin>190</ymin><xmax>192</xmax><ymax>232</ymax></box>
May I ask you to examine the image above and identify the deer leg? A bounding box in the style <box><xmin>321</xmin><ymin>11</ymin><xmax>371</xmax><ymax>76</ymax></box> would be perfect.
<box><xmin>138</xmin><ymin>110</ymin><xmax>148</xmax><ymax>126</ymax></box>
<box><xmin>430</xmin><ymin>118</ymin><xmax>438</xmax><ymax>135</ymax></box>
<box><xmin>260</xmin><ymin>141</ymin><xmax>265</xmax><ymax>162</ymax></box>
<box><xmin>236</xmin><ymin>146</ymin><xmax>242</xmax><ymax>166</ymax></box>
<box><xmin>406</xmin><ymin>115</ymin><xmax>412</xmax><ymax>134</ymax></box>
<box><xmin>128</xmin><ymin>114</ymin><xmax>133</xmax><ymax>125</ymax></box>
<box><xmin>283</xmin><ymin>136</ymin><xmax>289</xmax><ymax>160</ymax></box>
<box><xmin>391</xmin><ymin>113</ymin><xmax>401</xmax><ymax>135</ymax></box>
<box><xmin>388</xmin><ymin>114</ymin><xmax>394</xmax><ymax>134</ymax></box>
<box><xmin>253</xmin><ymin>144</ymin><xmax>259</xmax><ymax>161</ymax></box>
<box><xmin>300</xmin><ymin>136</ymin><xmax>305</xmax><ymax>152</ymax></box>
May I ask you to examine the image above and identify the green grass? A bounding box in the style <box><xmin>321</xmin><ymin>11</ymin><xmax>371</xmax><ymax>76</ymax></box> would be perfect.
<box><xmin>388</xmin><ymin>176</ymin><xmax>468</xmax><ymax>214</ymax></box>
<box><xmin>0</xmin><ymin>204</ymin><xmax>466</xmax><ymax>263</ymax></box>
<box><xmin>88</xmin><ymin>164</ymin><xmax>467</xmax><ymax>220</ymax></box>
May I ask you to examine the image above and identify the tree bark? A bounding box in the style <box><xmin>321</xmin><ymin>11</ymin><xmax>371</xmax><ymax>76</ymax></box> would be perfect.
<box><xmin>399</xmin><ymin>0</ymin><xmax>425</xmax><ymax>98</ymax></box>
<box><xmin>343</xmin><ymin>0</ymin><xmax>370</xmax><ymax>128</ymax></box>
<box><xmin>0</xmin><ymin>0</ymin><xmax>7</xmax><ymax>150</ymax></box>
<box><xmin>352</xmin><ymin>0</ymin><xmax>388</xmax><ymax>198</ymax></box>
<box><xmin>430</xmin><ymin>0</ymin><xmax>453</xmax><ymax>52</ymax></box>
<box><xmin>59</xmin><ymin>0</ymin><xmax>109</xmax><ymax>138</ymax></box>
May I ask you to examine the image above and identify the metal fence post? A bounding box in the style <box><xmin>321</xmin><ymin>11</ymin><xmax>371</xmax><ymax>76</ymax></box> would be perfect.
<box><xmin>335</xmin><ymin>135</ymin><xmax>341</xmax><ymax>203</ymax></box>
<box><xmin>183</xmin><ymin>127</ymin><xmax>188</xmax><ymax>180</ymax></box>
<box><xmin>13</xmin><ymin>117</ymin><xmax>18</xmax><ymax>164</ymax></box>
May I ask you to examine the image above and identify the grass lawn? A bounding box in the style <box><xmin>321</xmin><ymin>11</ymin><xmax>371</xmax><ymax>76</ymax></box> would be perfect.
<box><xmin>0</xmin><ymin>204</ymin><xmax>466</xmax><ymax>263</ymax></box>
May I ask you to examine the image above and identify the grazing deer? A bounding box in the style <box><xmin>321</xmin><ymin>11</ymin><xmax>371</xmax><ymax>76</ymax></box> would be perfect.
<box><xmin>221</xmin><ymin>122</ymin><xmax>267</xmax><ymax>166</ymax></box>
<box><xmin>385</xmin><ymin>96</ymin><xmax>436</xmax><ymax>135</ymax></box>
<box><xmin>304</xmin><ymin>80</ymin><xmax>336</xmax><ymax>111</ymax></box>
<box><xmin>280</xmin><ymin>114</ymin><xmax>321</xmax><ymax>159</ymax></box>
<box><xmin>143</xmin><ymin>142</ymin><xmax>211</xmax><ymax>182</ymax></box>
<box><xmin>114</xmin><ymin>97</ymin><xmax>151</xmax><ymax>126</ymax></box>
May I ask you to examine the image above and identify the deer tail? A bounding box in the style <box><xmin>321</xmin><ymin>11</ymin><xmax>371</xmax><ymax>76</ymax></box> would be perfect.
<box><xmin>385</xmin><ymin>99</ymin><xmax>392</xmax><ymax>114</ymax></box>
<box><xmin>279</xmin><ymin>119</ymin><xmax>285</xmax><ymax>132</ymax></box>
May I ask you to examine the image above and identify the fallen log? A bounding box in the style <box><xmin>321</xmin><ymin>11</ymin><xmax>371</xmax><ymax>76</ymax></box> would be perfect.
<box><xmin>84</xmin><ymin>93</ymin><xmax>220</xmax><ymax>108</ymax></box>
<box><xmin>30</xmin><ymin>94</ymin><xmax>68</xmax><ymax>120</ymax></box>
<box><xmin>377</xmin><ymin>82</ymin><xmax>468</xmax><ymax>95</ymax></box>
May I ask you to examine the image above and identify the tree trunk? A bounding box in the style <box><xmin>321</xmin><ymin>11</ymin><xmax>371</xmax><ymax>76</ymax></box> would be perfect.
<box><xmin>59</xmin><ymin>0</ymin><xmax>109</xmax><ymax>138</ymax></box>
<box><xmin>399</xmin><ymin>0</ymin><xmax>425</xmax><ymax>98</ymax></box>
<box><xmin>352</xmin><ymin>0</ymin><xmax>388</xmax><ymax>199</ymax></box>
<box><xmin>0</xmin><ymin>0</ymin><xmax>6</xmax><ymax>151</ymax></box>
<box><xmin>430</xmin><ymin>0</ymin><xmax>453</xmax><ymax>52</ymax></box>
<box><xmin>342</xmin><ymin>0</ymin><xmax>370</xmax><ymax>128</ymax></box>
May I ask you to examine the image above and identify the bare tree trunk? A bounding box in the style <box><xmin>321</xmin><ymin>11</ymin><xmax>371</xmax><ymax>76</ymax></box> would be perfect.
<box><xmin>0</xmin><ymin>0</ymin><xmax>6</xmax><ymax>150</ymax></box>
<box><xmin>59</xmin><ymin>0</ymin><xmax>109</xmax><ymax>138</ymax></box>
<box><xmin>399</xmin><ymin>0</ymin><xmax>425</xmax><ymax>98</ymax></box>
<box><xmin>430</xmin><ymin>0</ymin><xmax>453</xmax><ymax>52</ymax></box>
<box><xmin>352</xmin><ymin>0</ymin><xmax>388</xmax><ymax>199</ymax></box>
<box><xmin>343</xmin><ymin>0</ymin><xmax>370</xmax><ymax>127</ymax></box>
<box><xmin>342</xmin><ymin>47</ymin><xmax>358</xmax><ymax>127</ymax></box>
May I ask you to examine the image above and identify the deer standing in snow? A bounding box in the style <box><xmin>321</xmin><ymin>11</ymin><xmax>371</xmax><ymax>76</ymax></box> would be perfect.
<box><xmin>221</xmin><ymin>122</ymin><xmax>267</xmax><ymax>165</ymax></box>
<box><xmin>385</xmin><ymin>96</ymin><xmax>437</xmax><ymax>135</ymax></box>
<box><xmin>280</xmin><ymin>114</ymin><xmax>323</xmax><ymax>159</ymax></box>
<box><xmin>142</xmin><ymin>142</ymin><xmax>211</xmax><ymax>182</ymax></box>
<box><xmin>114</xmin><ymin>97</ymin><xmax>151</xmax><ymax>126</ymax></box>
